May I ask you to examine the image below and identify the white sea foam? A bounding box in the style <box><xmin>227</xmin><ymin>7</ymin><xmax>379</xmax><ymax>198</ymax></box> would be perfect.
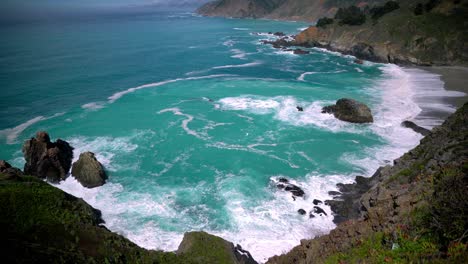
<box><xmin>81</xmin><ymin>102</ymin><xmax>106</xmax><ymax>110</ymax></box>
<box><xmin>297</xmin><ymin>71</ymin><xmax>318</xmax><ymax>81</ymax></box>
<box><xmin>230</xmin><ymin>49</ymin><xmax>250</xmax><ymax>59</ymax></box>
<box><xmin>212</xmin><ymin>61</ymin><xmax>262</xmax><ymax>69</ymax></box>
<box><xmin>218</xmin><ymin>96</ymin><xmax>360</xmax><ymax>133</ymax></box>
<box><xmin>233</xmin><ymin>27</ymin><xmax>250</xmax><ymax>31</ymax></box>
<box><xmin>0</xmin><ymin>112</ymin><xmax>65</xmax><ymax>144</ymax></box>
<box><xmin>207</xmin><ymin>173</ymin><xmax>349</xmax><ymax>262</ymax></box>
<box><xmin>158</xmin><ymin>107</ymin><xmax>203</xmax><ymax>139</ymax></box>
<box><xmin>223</xmin><ymin>40</ymin><xmax>236</xmax><ymax>47</ymax></box>
<box><xmin>108</xmin><ymin>74</ymin><xmax>233</xmax><ymax>103</ymax></box>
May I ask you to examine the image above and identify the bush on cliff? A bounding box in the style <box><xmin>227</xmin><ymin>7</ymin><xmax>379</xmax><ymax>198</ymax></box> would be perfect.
<box><xmin>335</xmin><ymin>6</ymin><xmax>366</xmax><ymax>26</ymax></box>
<box><xmin>369</xmin><ymin>1</ymin><xmax>400</xmax><ymax>20</ymax></box>
<box><xmin>316</xmin><ymin>17</ymin><xmax>334</xmax><ymax>28</ymax></box>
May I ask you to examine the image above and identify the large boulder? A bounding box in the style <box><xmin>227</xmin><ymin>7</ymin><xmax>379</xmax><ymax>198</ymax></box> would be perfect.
<box><xmin>177</xmin><ymin>231</ymin><xmax>257</xmax><ymax>264</ymax></box>
<box><xmin>0</xmin><ymin>160</ymin><xmax>23</xmax><ymax>180</ymax></box>
<box><xmin>322</xmin><ymin>98</ymin><xmax>374</xmax><ymax>123</ymax></box>
<box><xmin>401</xmin><ymin>120</ymin><xmax>431</xmax><ymax>136</ymax></box>
<box><xmin>71</xmin><ymin>152</ymin><xmax>107</xmax><ymax>188</ymax></box>
<box><xmin>22</xmin><ymin>131</ymin><xmax>73</xmax><ymax>183</ymax></box>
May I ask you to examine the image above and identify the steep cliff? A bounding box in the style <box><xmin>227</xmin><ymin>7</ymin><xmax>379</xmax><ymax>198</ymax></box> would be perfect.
<box><xmin>197</xmin><ymin>0</ymin><xmax>386</xmax><ymax>21</ymax></box>
<box><xmin>294</xmin><ymin>0</ymin><xmax>468</xmax><ymax>66</ymax></box>
<box><xmin>267</xmin><ymin>102</ymin><xmax>468</xmax><ymax>262</ymax></box>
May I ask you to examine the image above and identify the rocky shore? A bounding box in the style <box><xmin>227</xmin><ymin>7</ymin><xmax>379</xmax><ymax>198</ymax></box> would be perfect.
<box><xmin>267</xmin><ymin>102</ymin><xmax>468</xmax><ymax>263</ymax></box>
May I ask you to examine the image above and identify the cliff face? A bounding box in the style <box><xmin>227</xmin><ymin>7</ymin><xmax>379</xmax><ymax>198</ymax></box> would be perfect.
<box><xmin>267</xmin><ymin>102</ymin><xmax>468</xmax><ymax>263</ymax></box>
<box><xmin>197</xmin><ymin>0</ymin><xmax>386</xmax><ymax>21</ymax></box>
<box><xmin>294</xmin><ymin>0</ymin><xmax>468</xmax><ymax>66</ymax></box>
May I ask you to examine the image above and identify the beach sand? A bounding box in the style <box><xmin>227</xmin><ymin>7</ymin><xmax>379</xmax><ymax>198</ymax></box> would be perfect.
<box><xmin>421</xmin><ymin>66</ymin><xmax>468</xmax><ymax>107</ymax></box>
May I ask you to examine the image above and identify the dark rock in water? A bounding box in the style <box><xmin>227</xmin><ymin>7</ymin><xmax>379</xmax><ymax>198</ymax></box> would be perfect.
<box><xmin>313</xmin><ymin>199</ymin><xmax>323</xmax><ymax>205</ymax></box>
<box><xmin>285</xmin><ymin>185</ymin><xmax>305</xmax><ymax>197</ymax></box>
<box><xmin>401</xmin><ymin>121</ymin><xmax>431</xmax><ymax>136</ymax></box>
<box><xmin>277</xmin><ymin>183</ymin><xmax>286</xmax><ymax>189</ymax></box>
<box><xmin>293</xmin><ymin>48</ymin><xmax>310</xmax><ymax>55</ymax></box>
<box><xmin>313</xmin><ymin>206</ymin><xmax>327</xmax><ymax>216</ymax></box>
<box><xmin>274</xmin><ymin>32</ymin><xmax>285</xmax><ymax>36</ymax></box>
<box><xmin>72</xmin><ymin>152</ymin><xmax>107</xmax><ymax>188</ymax></box>
<box><xmin>0</xmin><ymin>160</ymin><xmax>23</xmax><ymax>180</ymax></box>
<box><xmin>297</xmin><ymin>106</ymin><xmax>304</xmax><ymax>112</ymax></box>
<box><xmin>328</xmin><ymin>191</ymin><xmax>341</xmax><ymax>196</ymax></box>
<box><xmin>279</xmin><ymin>177</ymin><xmax>289</xmax><ymax>183</ymax></box>
<box><xmin>22</xmin><ymin>131</ymin><xmax>74</xmax><ymax>183</ymax></box>
<box><xmin>309</xmin><ymin>212</ymin><xmax>315</xmax><ymax>218</ymax></box>
<box><xmin>354</xmin><ymin>59</ymin><xmax>364</xmax><ymax>64</ymax></box>
<box><xmin>298</xmin><ymin>209</ymin><xmax>306</xmax><ymax>215</ymax></box>
<box><xmin>322</xmin><ymin>98</ymin><xmax>373</xmax><ymax>123</ymax></box>
<box><xmin>177</xmin><ymin>231</ymin><xmax>258</xmax><ymax>264</ymax></box>
<box><xmin>274</xmin><ymin>177</ymin><xmax>305</xmax><ymax>198</ymax></box>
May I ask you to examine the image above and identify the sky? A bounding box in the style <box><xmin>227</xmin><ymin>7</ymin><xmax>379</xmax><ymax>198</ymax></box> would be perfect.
<box><xmin>0</xmin><ymin>0</ymin><xmax>210</xmax><ymax>22</ymax></box>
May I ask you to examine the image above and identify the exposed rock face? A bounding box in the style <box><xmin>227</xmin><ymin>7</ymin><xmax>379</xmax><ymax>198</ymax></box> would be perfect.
<box><xmin>293</xmin><ymin>1</ymin><xmax>468</xmax><ymax>66</ymax></box>
<box><xmin>0</xmin><ymin>160</ymin><xmax>23</xmax><ymax>180</ymax></box>
<box><xmin>401</xmin><ymin>120</ymin><xmax>431</xmax><ymax>136</ymax></box>
<box><xmin>322</xmin><ymin>98</ymin><xmax>373</xmax><ymax>123</ymax></box>
<box><xmin>22</xmin><ymin>131</ymin><xmax>73</xmax><ymax>183</ymax></box>
<box><xmin>267</xmin><ymin>103</ymin><xmax>468</xmax><ymax>263</ymax></box>
<box><xmin>71</xmin><ymin>152</ymin><xmax>107</xmax><ymax>188</ymax></box>
<box><xmin>177</xmin><ymin>231</ymin><xmax>257</xmax><ymax>264</ymax></box>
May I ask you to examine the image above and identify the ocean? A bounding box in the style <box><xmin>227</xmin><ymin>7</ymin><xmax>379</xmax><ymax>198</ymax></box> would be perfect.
<box><xmin>0</xmin><ymin>11</ymin><xmax>464</xmax><ymax>262</ymax></box>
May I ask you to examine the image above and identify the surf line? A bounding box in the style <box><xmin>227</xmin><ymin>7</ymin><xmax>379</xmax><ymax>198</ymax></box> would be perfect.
<box><xmin>107</xmin><ymin>74</ymin><xmax>235</xmax><ymax>103</ymax></box>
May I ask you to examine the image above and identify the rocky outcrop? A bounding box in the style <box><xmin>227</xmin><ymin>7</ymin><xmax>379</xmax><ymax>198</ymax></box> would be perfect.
<box><xmin>71</xmin><ymin>152</ymin><xmax>107</xmax><ymax>188</ymax></box>
<box><xmin>0</xmin><ymin>160</ymin><xmax>23</xmax><ymax>180</ymax></box>
<box><xmin>401</xmin><ymin>120</ymin><xmax>431</xmax><ymax>136</ymax></box>
<box><xmin>267</xmin><ymin>102</ymin><xmax>468</xmax><ymax>263</ymax></box>
<box><xmin>274</xmin><ymin>177</ymin><xmax>305</xmax><ymax>198</ymax></box>
<box><xmin>22</xmin><ymin>131</ymin><xmax>73</xmax><ymax>183</ymax></box>
<box><xmin>293</xmin><ymin>1</ymin><xmax>468</xmax><ymax>66</ymax></box>
<box><xmin>177</xmin><ymin>231</ymin><xmax>257</xmax><ymax>264</ymax></box>
<box><xmin>322</xmin><ymin>98</ymin><xmax>373</xmax><ymax>123</ymax></box>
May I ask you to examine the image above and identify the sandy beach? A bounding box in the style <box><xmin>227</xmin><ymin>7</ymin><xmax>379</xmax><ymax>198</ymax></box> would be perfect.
<box><xmin>421</xmin><ymin>66</ymin><xmax>468</xmax><ymax>107</ymax></box>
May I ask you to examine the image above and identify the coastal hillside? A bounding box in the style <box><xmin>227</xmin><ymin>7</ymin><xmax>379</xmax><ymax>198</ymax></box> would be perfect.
<box><xmin>197</xmin><ymin>0</ymin><xmax>386</xmax><ymax>21</ymax></box>
<box><xmin>292</xmin><ymin>0</ymin><xmax>468</xmax><ymax>65</ymax></box>
<box><xmin>267</xmin><ymin>103</ymin><xmax>468</xmax><ymax>263</ymax></box>
<box><xmin>0</xmin><ymin>172</ymin><xmax>258</xmax><ymax>263</ymax></box>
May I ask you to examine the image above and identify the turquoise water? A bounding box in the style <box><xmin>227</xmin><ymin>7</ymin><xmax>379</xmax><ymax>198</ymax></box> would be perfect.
<box><xmin>0</xmin><ymin>11</ymin><xmax>455</xmax><ymax>262</ymax></box>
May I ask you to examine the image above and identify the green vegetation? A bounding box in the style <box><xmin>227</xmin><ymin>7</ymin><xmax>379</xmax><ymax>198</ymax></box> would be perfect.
<box><xmin>369</xmin><ymin>1</ymin><xmax>400</xmax><ymax>20</ymax></box>
<box><xmin>316</xmin><ymin>17</ymin><xmax>334</xmax><ymax>27</ymax></box>
<box><xmin>335</xmin><ymin>5</ymin><xmax>367</xmax><ymax>25</ymax></box>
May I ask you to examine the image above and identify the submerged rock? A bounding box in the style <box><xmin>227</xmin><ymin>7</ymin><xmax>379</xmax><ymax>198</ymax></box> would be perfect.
<box><xmin>71</xmin><ymin>152</ymin><xmax>107</xmax><ymax>188</ymax></box>
<box><xmin>401</xmin><ymin>121</ymin><xmax>431</xmax><ymax>136</ymax></box>
<box><xmin>297</xmin><ymin>106</ymin><xmax>304</xmax><ymax>112</ymax></box>
<box><xmin>293</xmin><ymin>48</ymin><xmax>310</xmax><ymax>55</ymax></box>
<box><xmin>177</xmin><ymin>231</ymin><xmax>257</xmax><ymax>264</ymax></box>
<box><xmin>354</xmin><ymin>59</ymin><xmax>364</xmax><ymax>64</ymax></box>
<box><xmin>313</xmin><ymin>199</ymin><xmax>323</xmax><ymax>205</ymax></box>
<box><xmin>22</xmin><ymin>131</ymin><xmax>73</xmax><ymax>183</ymax></box>
<box><xmin>274</xmin><ymin>178</ymin><xmax>305</xmax><ymax>198</ymax></box>
<box><xmin>322</xmin><ymin>98</ymin><xmax>373</xmax><ymax>123</ymax></box>
<box><xmin>298</xmin><ymin>209</ymin><xmax>307</xmax><ymax>215</ymax></box>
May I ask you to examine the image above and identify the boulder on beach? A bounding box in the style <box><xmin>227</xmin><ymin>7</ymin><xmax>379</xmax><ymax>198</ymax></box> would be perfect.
<box><xmin>22</xmin><ymin>131</ymin><xmax>74</xmax><ymax>183</ymax></box>
<box><xmin>322</xmin><ymin>98</ymin><xmax>373</xmax><ymax>123</ymax></box>
<box><xmin>71</xmin><ymin>152</ymin><xmax>107</xmax><ymax>188</ymax></box>
<box><xmin>401</xmin><ymin>121</ymin><xmax>431</xmax><ymax>136</ymax></box>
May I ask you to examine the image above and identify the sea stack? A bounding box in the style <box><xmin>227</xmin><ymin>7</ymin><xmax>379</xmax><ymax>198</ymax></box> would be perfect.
<box><xmin>22</xmin><ymin>131</ymin><xmax>74</xmax><ymax>183</ymax></box>
<box><xmin>322</xmin><ymin>98</ymin><xmax>373</xmax><ymax>123</ymax></box>
<box><xmin>71</xmin><ymin>152</ymin><xmax>107</xmax><ymax>188</ymax></box>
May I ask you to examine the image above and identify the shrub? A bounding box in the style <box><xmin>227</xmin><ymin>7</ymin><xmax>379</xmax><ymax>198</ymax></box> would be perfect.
<box><xmin>335</xmin><ymin>5</ymin><xmax>366</xmax><ymax>26</ymax></box>
<box><xmin>370</xmin><ymin>1</ymin><xmax>400</xmax><ymax>20</ymax></box>
<box><xmin>425</xmin><ymin>0</ymin><xmax>442</xmax><ymax>12</ymax></box>
<box><xmin>414</xmin><ymin>3</ymin><xmax>424</xmax><ymax>15</ymax></box>
<box><xmin>316</xmin><ymin>17</ymin><xmax>334</xmax><ymax>27</ymax></box>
